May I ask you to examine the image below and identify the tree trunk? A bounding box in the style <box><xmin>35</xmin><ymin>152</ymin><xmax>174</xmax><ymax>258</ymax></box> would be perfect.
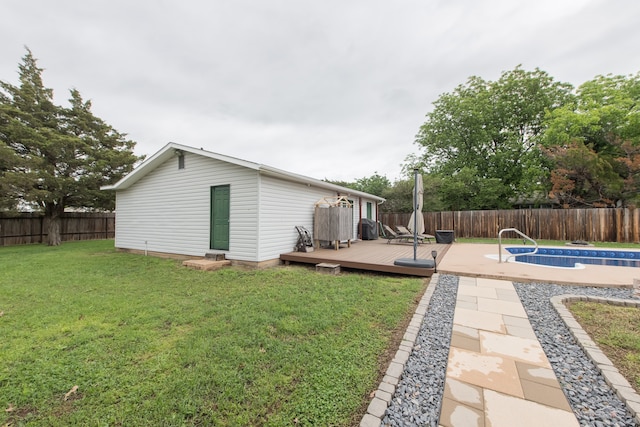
<box><xmin>46</xmin><ymin>202</ymin><xmax>64</xmax><ymax>246</ymax></box>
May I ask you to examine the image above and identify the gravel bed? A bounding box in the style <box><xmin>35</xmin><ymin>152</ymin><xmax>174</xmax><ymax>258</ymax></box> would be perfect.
<box><xmin>382</xmin><ymin>274</ymin><xmax>459</xmax><ymax>427</ymax></box>
<box><xmin>514</xmin><ymin>282</ymin><xmax>637</xmax><ymax>427</ymax></box>
<box><xmin>381</xmin><ymin>275</ymin><xmax>639</xmax><ymax>427</ymax></box>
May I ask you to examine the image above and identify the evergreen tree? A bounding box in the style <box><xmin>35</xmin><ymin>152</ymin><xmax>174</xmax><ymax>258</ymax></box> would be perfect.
<box><xmin>0</xmin><ymin>48</ymin><xmax>141</xmax><ymax>245</ymax></box>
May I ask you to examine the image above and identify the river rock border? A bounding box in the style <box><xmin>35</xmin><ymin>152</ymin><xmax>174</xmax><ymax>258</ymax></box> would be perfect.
<box><xmin>359</xmin><ymin>273</ymin><xmax>440</xmax><ymax>427</ymax></box>
<box><xmin>551</xmin><ymin>294</ymin><xmax>640</xmax><ymax>424</ymax></box>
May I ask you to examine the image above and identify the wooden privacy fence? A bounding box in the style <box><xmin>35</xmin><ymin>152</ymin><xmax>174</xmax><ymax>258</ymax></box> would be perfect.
<box><xmin>5</xmin><ymin>209</ymin><xmax>639</xmax><ymax>246</ymax></box>
<box><xmin>0</xmin><ymin>212</ymin><xmax>115</xmax><ymax>246</ymax></box>
<box><xmin>380</xmin><ymin>208</ymin><xmax>640</xmax><ymax>243</ymax></box>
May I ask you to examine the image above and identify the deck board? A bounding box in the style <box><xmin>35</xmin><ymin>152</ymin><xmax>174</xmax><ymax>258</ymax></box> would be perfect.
<box><xmin>280</xmin><ymin>239</ymin><xmax>450</xmax><ymax>277</ymax></box>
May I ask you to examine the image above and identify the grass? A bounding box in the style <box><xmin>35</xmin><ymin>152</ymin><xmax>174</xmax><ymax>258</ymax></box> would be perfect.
<box><xmin>0</xmin><ymin>240</ymin><xmax>426</xmax><ymax>426</ymax></box>
<box><xmin>568</xmin><ymin>301</ymin><xmax>640</xmax><ymax>392</ymax></box>
<box><xmin>456</xmin><ymin>237</ymin><xmax>640</xmax><ymax>249</ymax></box>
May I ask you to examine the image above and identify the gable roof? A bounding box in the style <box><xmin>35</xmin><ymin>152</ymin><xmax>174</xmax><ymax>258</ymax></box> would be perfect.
<box><xmin>102</xmin><ymin>142</ymin><xmax>386</xmax><ymax>203</ymax></box>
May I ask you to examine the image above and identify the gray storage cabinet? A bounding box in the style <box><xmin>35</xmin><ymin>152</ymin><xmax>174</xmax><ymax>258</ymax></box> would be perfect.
<box><xmin>435</xmin><ymin>230</ymin><xmax>455</xmax><ymax>244</ymax></box>
<box><xmin>314</xmin><ymin>206</ymin><xmax>353</xmax><ymax>250</ymax></box>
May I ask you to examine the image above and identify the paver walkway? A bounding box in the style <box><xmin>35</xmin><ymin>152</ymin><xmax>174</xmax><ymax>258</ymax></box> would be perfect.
<box><xmin>439</xmin><ymin>276</ymin><xmax>579</xmax><ymax>427</ymax></box>
<box><xmin>362</xmin><ymin>242</ymin><xmax>640</xmax><ymax>426</ymax></box>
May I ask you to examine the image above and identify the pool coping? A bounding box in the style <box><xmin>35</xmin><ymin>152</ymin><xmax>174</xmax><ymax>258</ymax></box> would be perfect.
<box><xmin>437</xmin><ymin>243</ymin><xmax>638</xmax><ymax>287</ymax></box>
<box><xmin>551</xmin><ymin>294</ymin><xmax>640</xmax><ymax>425</ymax></box>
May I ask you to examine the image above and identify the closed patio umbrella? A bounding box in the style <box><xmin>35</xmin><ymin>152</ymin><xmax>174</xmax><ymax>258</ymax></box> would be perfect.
<box><xmin>393</xmin><ymin>168</ymin><xmax>432</xmax><ymax>268</ymax></box>
<box><xmin>408</xmin><ymin>173</ymin><xmax>424</xmax><ymax>235</ymax></box>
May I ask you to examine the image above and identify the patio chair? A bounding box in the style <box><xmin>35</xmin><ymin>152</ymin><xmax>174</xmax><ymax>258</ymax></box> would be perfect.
<box><xmin>383</xmin><ymin>224</ymin><xmax>418</xmax><ymax>244</ymax></box>
<box><xmin>396</xmin><ymin>225</ymin><xmax>435</xmax><ymax>243</ymax></box>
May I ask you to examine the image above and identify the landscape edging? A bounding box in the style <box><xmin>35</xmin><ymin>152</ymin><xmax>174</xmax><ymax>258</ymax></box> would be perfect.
<box><xmin>551</xmin><ymin>294</ymin><xmax>640</xmax><ymax>425</ymax></box>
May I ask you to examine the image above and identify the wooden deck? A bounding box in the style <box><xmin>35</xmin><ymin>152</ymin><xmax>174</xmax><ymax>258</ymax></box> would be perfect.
<box><xmin>280</xmin><ymin>238</ymin><xmax>451</xmax><ymax>277</ymax></box>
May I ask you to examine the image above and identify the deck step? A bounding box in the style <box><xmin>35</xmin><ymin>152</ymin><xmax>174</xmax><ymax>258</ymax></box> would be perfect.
<box><xmin>183</xmin><ymin>259</ymin><xmax>231</xmax><ymax>271</ymax></box>
<box><xmin>316</xmin><ymin>263</ymin><xmax>340</xmax><ymax>274</ymax></box>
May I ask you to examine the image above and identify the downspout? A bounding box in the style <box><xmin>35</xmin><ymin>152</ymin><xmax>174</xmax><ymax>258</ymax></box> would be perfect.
<box><xmin>359</xmin><ymin>198</ymin><xmax>363</xmax><ymax>240</ymax></box>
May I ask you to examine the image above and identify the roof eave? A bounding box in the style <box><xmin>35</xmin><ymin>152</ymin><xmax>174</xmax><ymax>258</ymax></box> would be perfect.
<box><xmin>259</xmin><ymin>166</ymin><xmax>385</xmax><ymax>203</ymax></box>
<box><xmin>102</xmin><ymin>142</ymin><xmax>385</xmax><ymax>203</ymax></box>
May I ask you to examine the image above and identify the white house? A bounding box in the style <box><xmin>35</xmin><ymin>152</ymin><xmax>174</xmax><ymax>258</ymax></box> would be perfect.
<box><xmin>102</xmin><ymin>142</ymin><xmax>385</xmax><ymax>267</ymax></box>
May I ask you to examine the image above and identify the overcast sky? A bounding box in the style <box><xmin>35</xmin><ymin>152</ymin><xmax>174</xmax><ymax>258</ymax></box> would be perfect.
<box><xmin>2</xmin><ymin>1</ymin><xmax>639</xmax><ymax>182</ymax></box>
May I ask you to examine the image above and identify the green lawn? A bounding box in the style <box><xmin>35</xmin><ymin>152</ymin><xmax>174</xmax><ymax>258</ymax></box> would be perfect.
<box><xmin>569</xmin><ymin>302</ymin><xmax>640</xmax><ymax>392</ymax></box>
<box><xmin>0</xmin><ymin>240</ymin><xmax>426</xmax><ymax>426</ymax></box>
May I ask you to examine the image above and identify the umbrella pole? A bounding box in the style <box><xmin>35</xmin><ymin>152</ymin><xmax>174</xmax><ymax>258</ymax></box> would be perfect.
<box><xmin>413</xmin><ymin>168</ymin><xmax>418</xmax><ymax>260</ymax></box>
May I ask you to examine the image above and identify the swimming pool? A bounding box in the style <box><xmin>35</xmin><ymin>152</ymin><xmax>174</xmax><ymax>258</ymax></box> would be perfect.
<box><xmin>505</xmin><ymin>246</ymin><xmax>640</xmax><ymax>268</ymax></box>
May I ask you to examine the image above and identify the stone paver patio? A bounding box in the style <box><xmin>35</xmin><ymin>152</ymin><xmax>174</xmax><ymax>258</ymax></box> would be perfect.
<box><xmin>361</xmin><ymin>243</ymin><xmax>640</xmax><ymax>426</ymax></box>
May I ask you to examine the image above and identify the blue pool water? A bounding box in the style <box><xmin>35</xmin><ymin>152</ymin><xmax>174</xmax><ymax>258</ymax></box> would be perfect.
<box><xmin>506</xmin><ymin>247</ymin><xmax>640</xmax><ymax>268</ymax></box>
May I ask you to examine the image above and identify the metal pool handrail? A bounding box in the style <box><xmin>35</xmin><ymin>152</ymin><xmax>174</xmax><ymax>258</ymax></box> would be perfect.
<box><xmin>498</xmin><ymin>228</ymin><xmax>538</xmax><ymax>263</ymax></box>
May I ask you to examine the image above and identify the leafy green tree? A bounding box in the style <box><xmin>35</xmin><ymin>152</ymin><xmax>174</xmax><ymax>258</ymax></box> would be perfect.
<box><xmin>613</xmin><ymin>138</ymin><xmax>640</xmax><ymax>206</ymax></box>
<box><xmin>380</xmin><ymin>179</ymin><xmax>413</xmax><ymax>213</ymax></box>
<box><xmin>351</xmin><ymin>172</ymin><xmax>390</xmax><ymax>197</ymax></box>
<box><xmin>379</xmin><ymin>174</ymin><xmax>445</xmax><ymax>213</ymax></box>
<box><xmin>544</xmin><ymin>141</ymin><xmax>623</xmax><ymax>207</ymax></box>
<box><xmin>415</xmin><ymin>66</ymin><xmax>574</xmax><ymax>206</ymax></box>
<box><xmin>419</xmin><ymin>174</ymin><xmax>446</xmax><ymax>212</ymax></box>
<box><xmin>438</xmin><ymin>167</ymin><xmax>512</xmax><ymax>210</ymax></box>
<box><xmin>0</xmin><ymin>48</ymin><xmax>141</xmax><ymax>245</ymax></box>
<box><xmin>323</xmin><ymin>178</ymin><xmax>352</xmax><ymax>188</ymax></box>
<box><xmin>325</xmin><ymin>172</ymin><xmax>391</xmax><ymax>197</ymax></box>
<box><xmin>543</xmin><ymin>73</ymin><xmax>640</xmax><ymax>206</ymax></box>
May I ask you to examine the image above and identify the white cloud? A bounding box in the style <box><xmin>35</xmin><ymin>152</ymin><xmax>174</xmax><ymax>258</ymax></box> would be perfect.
<box><xmin>1</xmin><ymin>0</ymin><xmax>639</xmax><ymax>182</ymax></box>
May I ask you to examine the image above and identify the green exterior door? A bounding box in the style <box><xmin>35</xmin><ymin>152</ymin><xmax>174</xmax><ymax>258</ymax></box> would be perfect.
<box><xmin>210</xmin><ymin>185</ymin><xmax>230</xmax><ymax>250</ymax></box>
<box><xmin>366</xmin><ymin>202</ymin><xmax>373</xmax><ymax>220</ymax></box>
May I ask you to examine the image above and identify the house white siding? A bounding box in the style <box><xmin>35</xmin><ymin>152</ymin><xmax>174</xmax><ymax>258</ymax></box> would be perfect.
<box><xmin>253</xmin><ymin>176</ymin><xmax>384</xmax><ymax>261</ymax></box>
<box><xmin>354</xmin><ymin>197</ymin><xmax>380</xmax><ymax>239</ymax></box>
<box><xmin>114</xmin><ymin>152</ymin><xmax>259</xmax><ymax>259</ymax></box>
<box><xmin>350</xmin><ymin>197</ymin><xmax>361</xmax><ymax>239</ymax></box>
<box><xmin>107</xmin><ymin>142</ymin><xmax>385</xmax><ymax>264</ymax></box>
<box><xmin>257</xmin><ymin>175</ymin><xmax>343</xmax><ymax>261</ymax></box>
